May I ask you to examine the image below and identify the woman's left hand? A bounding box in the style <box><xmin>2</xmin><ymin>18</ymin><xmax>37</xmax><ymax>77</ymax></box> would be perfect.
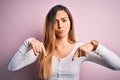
<box><xmin>72</xmin><ymin>42</ymin><xmax>94</xmax><ymax>61</ymax></box>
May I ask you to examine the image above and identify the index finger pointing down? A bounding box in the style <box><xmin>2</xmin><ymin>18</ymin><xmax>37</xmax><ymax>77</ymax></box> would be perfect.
<box><xmin>41</xmin><ymin>46</ymin><xmax>47</xmax><ymax>57</ymax></box>
<box><xmin>72</xmin><ymin>50</ymin><xmax>79</xmax><ymax>61</ymax></box>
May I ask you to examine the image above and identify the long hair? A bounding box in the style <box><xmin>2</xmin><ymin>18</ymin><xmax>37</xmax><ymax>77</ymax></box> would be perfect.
<box><xmin>38</xmin><ymin>4</ymin><xmax>76</xmax><ymax>79</ymax></box>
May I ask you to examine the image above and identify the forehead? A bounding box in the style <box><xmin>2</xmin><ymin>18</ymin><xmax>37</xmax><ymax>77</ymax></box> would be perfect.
<box><xmin>56</xmin><ymin>10</ymin><xmax>69</xmax><ymax>19</ymax></box>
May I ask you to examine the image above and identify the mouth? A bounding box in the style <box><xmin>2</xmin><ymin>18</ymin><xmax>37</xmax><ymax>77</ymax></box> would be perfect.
<box><xmin>58</xmin><ymin>30</ymin><xmax>65</xmax><ymax>33</ymax></box>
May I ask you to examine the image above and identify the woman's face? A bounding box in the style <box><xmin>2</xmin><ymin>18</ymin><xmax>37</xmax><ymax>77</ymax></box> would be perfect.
<box><xmin>54</xmin><ymin>10</ymin><xmax>71</xmax><ymax>38</ymax></box>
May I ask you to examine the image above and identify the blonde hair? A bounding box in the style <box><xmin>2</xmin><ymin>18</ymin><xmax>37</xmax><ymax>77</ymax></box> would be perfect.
<box><xmin>38</xmin><ymin>5</ymin><xmax>76</xmax><ymax>79</ymax></box>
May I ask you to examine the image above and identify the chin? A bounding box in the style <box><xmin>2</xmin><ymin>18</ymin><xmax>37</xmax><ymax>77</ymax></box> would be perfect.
<box><xmin>56</xmin><ymin>34</ymin><xmax>67</xmax><ymax>38</ymax></box>
<box><xmin>56</xmin><ymin>32</ymin><xmax>68</xmax><ymax>38</ymax></box>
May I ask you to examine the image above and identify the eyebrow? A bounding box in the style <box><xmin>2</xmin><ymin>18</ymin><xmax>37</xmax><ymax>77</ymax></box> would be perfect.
<box><xmin>61</xmin><ymin>17</ymin><xmax>68</xmax><ymax>19</ymax></box>
<box><xmin>56</xmin><ymin>17</ymin><xmax>68</xmax><ymax>20</ymax></box>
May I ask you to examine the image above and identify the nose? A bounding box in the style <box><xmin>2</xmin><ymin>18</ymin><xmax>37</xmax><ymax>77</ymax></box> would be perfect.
<box><xmin>58</xmin><ymin>21</ymin><xmax>63</xmax><ymax>29</ymax></box>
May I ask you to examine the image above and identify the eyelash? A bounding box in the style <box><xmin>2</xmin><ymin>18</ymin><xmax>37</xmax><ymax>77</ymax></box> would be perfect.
<box><xmin>62</xmin><ymin>19</ymin><xmax>67</xmax><ymax>22</ymax></box>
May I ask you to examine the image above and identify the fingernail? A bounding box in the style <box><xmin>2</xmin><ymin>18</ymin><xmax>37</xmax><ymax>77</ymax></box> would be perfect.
<box><xmin>44</xmin><ymin>54</ymin><xmax>46</xmax><ymax>57</ymax></box>
<box><xmin>44</xmin><ymin>55</ymin><xmax>46</xmax><ymax>57</ymax></box>
<box><xmin>72</xmin><ymin>59</ymin><xmax>74</xmax><ymax>61</ymax></box>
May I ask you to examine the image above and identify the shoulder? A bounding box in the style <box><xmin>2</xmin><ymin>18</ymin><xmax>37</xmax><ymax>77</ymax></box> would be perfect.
<box><xmin>73</xmin><ymin>41</ymin><xmax>84</xmax><ymax>50</ymax></box>
<box><xmin>75</xmin><ymin>41</ymin><xmax>84</xmax><ymax>47</ymax></box>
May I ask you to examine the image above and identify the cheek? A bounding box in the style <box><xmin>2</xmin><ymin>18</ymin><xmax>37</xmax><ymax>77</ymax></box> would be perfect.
<box><xmin>65</xmin><ymin>21</ymin><xmax>71</xmax><ymax>31</ymax></box>
<box><xmin>54</xmin><ymin>24</ymin><xmax>58</xmax><ymax>30</ymax></box>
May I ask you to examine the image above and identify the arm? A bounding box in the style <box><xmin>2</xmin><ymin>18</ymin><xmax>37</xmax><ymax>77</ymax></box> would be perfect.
<box><xmin>86</xmin><ymin>44</ymin><xmax>120</xmax><ymax>70</ymax></box>
<box><xmin>7</xmin><ymin>38</ymin><xmax>38</xmax><ymax>71</ymax></box>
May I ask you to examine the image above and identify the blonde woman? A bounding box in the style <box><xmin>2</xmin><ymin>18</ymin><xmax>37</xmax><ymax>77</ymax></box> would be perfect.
<box><xmin>8</xmin><ymin>5</ymin><xmax>120</xmax><ymax>80</ymax></box>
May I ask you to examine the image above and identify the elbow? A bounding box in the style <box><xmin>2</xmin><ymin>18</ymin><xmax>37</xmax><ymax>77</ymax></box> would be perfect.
<box><xmin>7</xmin><ymin>64</ymin><xmax>21</xmax><ymax>71</ymax></box>
<box><xmin>7</xmin><ymin>66</ymin><xmax>17</xmax><ymax>71</ymax></box>
<box><xmin>113</xmin><ymin>67</ymin><xmax>120</xmax><ymax>71</ymax></box>
<box><xmin>106</xmin><ymin>64</ymin><xmax>120</xmax><ymax>71</ymax></box>
<box><xmin>7</xmin><ymin>67</ymin><xmax>14</xmax><ymax>71</ymax></box>
<box><xmin>110</xmin><ymin>66</ymin><xmax>120</xmax><ymax>71</ymax></box>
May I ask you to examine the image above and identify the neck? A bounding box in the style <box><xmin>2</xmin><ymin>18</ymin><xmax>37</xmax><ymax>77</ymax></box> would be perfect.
<box><xmin>56</xmin><ymin>36</ymin><xmax>70</xmax><ymax>47</ymax></box>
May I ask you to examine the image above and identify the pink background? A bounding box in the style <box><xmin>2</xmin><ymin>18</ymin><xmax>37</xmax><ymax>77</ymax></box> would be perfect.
<box><xmin>0</xmin><ymin>0</ymin><xmax>120</xmax><ymax>80</ymax></box>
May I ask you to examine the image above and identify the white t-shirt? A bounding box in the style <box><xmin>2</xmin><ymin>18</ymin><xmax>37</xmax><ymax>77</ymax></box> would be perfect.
<box><xmin>8</xmin><ymin>38</ymin><xmax>120</xmax><ymax>80</ymax></box>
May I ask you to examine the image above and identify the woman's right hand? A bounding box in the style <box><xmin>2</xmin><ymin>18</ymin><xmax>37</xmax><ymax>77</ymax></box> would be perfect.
<box><xmin>30</xmin><ymin>38</ymin><xmax>46</xmax><ymax>56</ymax></box>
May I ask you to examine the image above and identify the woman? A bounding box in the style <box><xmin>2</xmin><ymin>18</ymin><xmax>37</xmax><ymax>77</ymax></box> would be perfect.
<box><xmin>8</xmin><ymin>5</ymin><xmax>120</xmax><ymax>80</ymax></box>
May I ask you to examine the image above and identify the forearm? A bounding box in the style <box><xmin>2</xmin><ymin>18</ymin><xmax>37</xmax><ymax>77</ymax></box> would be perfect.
<box><xmin>94</xmin><ymin>44</ymin><xmax>120</xmax><ymax>70</ymax></box>
<box><xmin>8</xmin><ymin>38</ymin><xmax>38</xmax><ymax>71</ymax></box>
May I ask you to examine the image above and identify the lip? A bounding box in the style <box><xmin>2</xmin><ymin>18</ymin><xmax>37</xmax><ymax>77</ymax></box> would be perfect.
<box><xmin>58</xmin><ymin>30</ymin><xmax>64</xmax><ymax>33</ymax></box>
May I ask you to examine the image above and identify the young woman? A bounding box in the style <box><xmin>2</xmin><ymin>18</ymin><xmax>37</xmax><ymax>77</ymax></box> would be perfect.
<box><xmin>8</xmin><ymin>5</ymin><xmax>120</xmax><ymax>80</ymax></box>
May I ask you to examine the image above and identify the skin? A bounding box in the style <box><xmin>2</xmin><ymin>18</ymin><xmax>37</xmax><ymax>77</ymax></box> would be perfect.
<box><xmin>53</xmin><ymin>10</ymin><xmax>75</xmax><ymax>59</ymax></box>
<box><xmin>30</xmin><ymin>10</ymin><xmax>95</xmax><ymax>61</ymax></box>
